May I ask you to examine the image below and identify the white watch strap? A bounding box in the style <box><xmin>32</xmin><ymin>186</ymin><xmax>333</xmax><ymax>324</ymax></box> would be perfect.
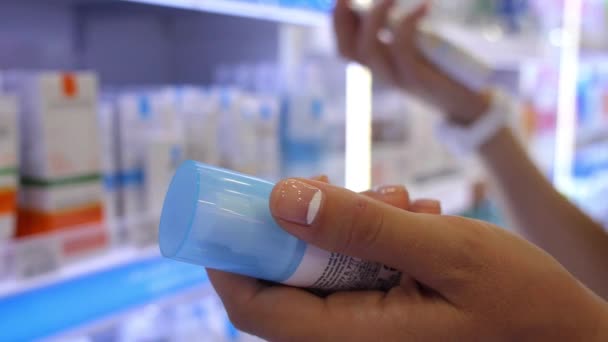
<box><xmin>435</xmin><ymin>90</ymin><xmax>509</xmax><ymax>157</ymax></box>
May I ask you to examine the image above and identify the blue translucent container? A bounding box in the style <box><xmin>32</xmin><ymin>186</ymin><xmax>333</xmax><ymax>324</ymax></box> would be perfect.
<box><xmin>159</xmin><ymin>160</ymin><xmax>306</xmax><ymax>283</ymax></box>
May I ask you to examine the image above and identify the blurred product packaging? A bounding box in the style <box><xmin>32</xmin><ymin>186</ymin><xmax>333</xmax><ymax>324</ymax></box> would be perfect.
<box><xmin>2</xmin><ymin>72</ymin><xmax>105</xmax><ymax>238</ymax></box>
<box><xmin>0</xmin><ymin>93</ymin><xmax>18</xmax><ymax>240</ymax></box>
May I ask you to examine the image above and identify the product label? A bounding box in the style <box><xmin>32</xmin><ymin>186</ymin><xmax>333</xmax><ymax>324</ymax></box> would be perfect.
<box><xmin>0</xmin><ymin>95</ymin><xmax>18</xmax><ymax>169</ymax></box>
<box><xmin>0</xmin><ymin>215</ymin><xmax>15</xmax><ymax>240</ymax></box>
<box><xmin>38</xmin><ymin>73</ymin><xmax>101</xmax><ymax>178</ymax></box>
<box><xmin>284</xmin><ymin>244</ymin><xmax>402</xmax><ymax>291</ymax></box>
<box><xmin>19</xmin><ymin>178</ymin><xmax>103</xmax><ymax>211</ymax></box>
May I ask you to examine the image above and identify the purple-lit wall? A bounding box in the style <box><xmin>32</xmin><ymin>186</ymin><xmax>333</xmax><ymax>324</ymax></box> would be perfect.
<box><xmin>0</xmin><ymin>1</ymin><xmax>279</xmax><ymax>85</ymax></box>
<box><xmin>0</xmin><ymin>1</ymin><xmax>76</xmax><ymax>70</ymax></box>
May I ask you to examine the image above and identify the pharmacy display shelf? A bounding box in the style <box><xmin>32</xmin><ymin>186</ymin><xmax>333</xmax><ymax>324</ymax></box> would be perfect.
<box><xmin>52</xmin><ymin>277</ymin><xmax>215</xmax><ymax>341</ymax></box>
<box><xmin>121</xmin><ymin>0</ymin><xmax>331</xmax><ymax>26</ymax></box>
<box><xmin>0</xmin><ymin>245</ymin><xmax>208</xmax><ymax>341</ymax></box>
<box><xmin>0</xmin><ymin>214</ymin><xmax>211</xmax><ymax>340</ymax></box>
<box><xmin>0</xmin><ymin>242</ymin><xmax>156</xmax><ymax>299</ymax></box>
<box><xmin>0</xmin><ymin>214</ymin><xmax>159</xmax><ymax>298</ymax></box>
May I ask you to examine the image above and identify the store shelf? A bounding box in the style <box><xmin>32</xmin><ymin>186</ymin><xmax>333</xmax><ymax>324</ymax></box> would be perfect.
<box><xmin>0</xmin><ymin>225</ymin><xmax>109</xmax><ymax>291</ymax></box>
<box><xmin>56</xmin><ymin>284</ymin><xmax>218</xmax><ymax>341</ymax></box>
<box><xmin>0</xmin><ymin>243</ymin><xmax>156</xmax><ymax>299</ymax></box>
<box><xmin>0</xmin><ymin>209</ymin><xmax>213</xmax><ymax>341</ymax></box>
<box><xmin>0</xmin><ymin>215</ymin><xmax>160</xmax><ymax>297</ymax></box>
<box><xmin>0</xmin><ymin>243</ymin><xmax>208</xmax><ymax>341</ymax></box>
<box><xmin>122</xmin><ymin>0</ymin><xmax>330</xmax><ymax>26</ymax></box>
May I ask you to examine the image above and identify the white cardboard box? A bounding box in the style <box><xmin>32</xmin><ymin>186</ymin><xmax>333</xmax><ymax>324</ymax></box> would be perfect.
<box><xmin>0</xmin><ymin>94</ymin><xmax>19</xmax><ymax>239</ymax></box>
<box><xmin>0</xmin><ymin>94</ymin><xmax>18</xmax><ymax>172</ymax></box>
<box><xmin>4</xmin><ymin>72</ymin><xmax>101</xmax><ymax>180</ymax></box>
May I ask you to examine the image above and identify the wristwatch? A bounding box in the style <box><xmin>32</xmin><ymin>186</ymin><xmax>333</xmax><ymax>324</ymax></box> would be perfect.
<box><xmin>435</xmin><ymin>90</ymin><xmax>510</xmax><ymax>157</ymax></box>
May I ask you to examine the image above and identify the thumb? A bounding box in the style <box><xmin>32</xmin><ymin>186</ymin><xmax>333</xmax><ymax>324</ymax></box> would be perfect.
<box><xmin>270</xmin><ymin>178</ymin><xmax>491</xmax><ymax>293</ymax></box>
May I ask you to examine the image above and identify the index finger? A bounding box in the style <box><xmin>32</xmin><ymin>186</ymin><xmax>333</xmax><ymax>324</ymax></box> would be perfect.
<box><xmin>269</xmin><ymin>179</ymin><xmax>492</xmax><ymax>295</ymax></box>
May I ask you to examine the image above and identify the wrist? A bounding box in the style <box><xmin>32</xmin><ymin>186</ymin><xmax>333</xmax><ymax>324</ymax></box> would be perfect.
<box><xmin>477</xmin><ymin>127</ymin><xmax>525</xmax><ymax>175</ymax></box>
<box><xmin>435</xmin><ymin>90</ymin><xmax>509</xmax><ymax>157</ymax></box>
<box><xmin>448</xmin><ymin>90</ymin><xmax>491</xmax><ymax>126</ymax></box>
<box><xmin>478</xmin><ymin>126</ymin><xmax>513</xmax><ymax>157</ymax></box>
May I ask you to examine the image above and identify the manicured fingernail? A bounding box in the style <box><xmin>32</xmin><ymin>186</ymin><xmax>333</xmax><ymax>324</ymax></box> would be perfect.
<box><xmin>411</xmin><ymin>199</ymin><xmax>442</xmax><ymax>214</ymax></box>
<box><xmin>312</xmin><ymin>174</ymin><xmax>330</xmax><ymax>183</ymax></box>
<box><xmin>374</xmin><ymin>185</ymin><xmax>406</xmax><ymax>196</ymax></box>
<box><xmin>273</xmin><ymin>179</ymin><xmax>323</xmax><ymax>226</ymax></box>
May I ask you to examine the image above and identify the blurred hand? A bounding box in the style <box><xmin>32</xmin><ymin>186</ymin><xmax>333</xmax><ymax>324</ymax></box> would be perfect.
<box><xmin>209</xmin><ymin>179</ymin><xmax>608</xmax><ymax>341</ymax></box>
<box><xmin>334</xmin><ymin>0</ymin><xmax>489</xmax><ymax>124</ymax></box>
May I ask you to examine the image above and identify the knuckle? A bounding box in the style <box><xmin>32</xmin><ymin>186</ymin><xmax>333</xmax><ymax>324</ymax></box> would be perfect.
<box><xmin>370</xmin><ymin>2</ymin><xmax>389</xmax><ymax>19</ymax></box>
<box><xmin>226</xmin><ymin>309</ymin><xmax>255</xmax><ymax>333</ymax></box>
<box><xmin>356</xmin><ymin>46</ymin><xmax>371</xmax><ymax>64</ymax></box>
<box><xmin>442</xmin><ymin>216</ymin><xmax>492</xmax><ymax>274</ymax></box>
<box><xmin>340</xmin><ymin>198</ymin><xmax>386</xmax><ymax>254</ymax></box>
<box><xmin>396</xmin><ymin>20</ymin><xmax>413</xmax><ymax>35</ymax></box>
<box><xmin>337</xmin><ymin>46</ymin><xmax>355</xmax><ymax>60</ymax></box>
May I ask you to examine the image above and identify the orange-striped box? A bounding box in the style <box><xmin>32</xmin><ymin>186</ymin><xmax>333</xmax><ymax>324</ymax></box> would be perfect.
<box><xmin>0</xmin><ymin>174</ymin><xmax>17</xmax><ymax>239</ymax></box>
<box><xmin>3</xmin><ymin>72</ymin><xmax>103</xmax><ymax>237</ymax></box>
<box><xmin>17</xmin><ymin>202</ymin><xmax>104</xmax><ymax>237</ymax></box>
<box><xmin>0</xmin><ymin>94</ymin><xmax>19</xmax><ymax>239</ymax></box>
<box><xmin>0</xmin><ymin>187</ymin><xmax>17</xmax><ymax>239</ymax></box>
<box><xmin>16</xmin><ymin>176</ymin><xmax>105</xmax><ymax>237</ymax></box>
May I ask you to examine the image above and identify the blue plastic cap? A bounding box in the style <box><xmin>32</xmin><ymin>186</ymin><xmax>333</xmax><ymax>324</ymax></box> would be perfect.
<box><xmin>159</xmin><ymin>161</ymin><xmax>307</xmax><ymax>283</ymax></box>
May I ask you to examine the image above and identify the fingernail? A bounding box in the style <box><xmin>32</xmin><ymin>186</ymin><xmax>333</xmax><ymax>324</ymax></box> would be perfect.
<box><xmin>312</xmin><ymin>174</ymin><xmax>330</xmax><ymax>183</ymax></box>
<box><xmin>273</xmin><ymin>179</ymin><xmax>323</xmax><ymax>226</ymax></box>
<box><xmin>374</xmin><ymin>185</ymin><xmax>406</xmax><ymax>195</ymax></box>
<box><xmin>378</xmin><ymin>0</ymin><xmax>394</xmax><ymax>8</ymax></box>
<box><xmin>420</xmin><ymin>0</ymin><xmax>430</xmax><ymax>8</ymax></box>
<box><xmin>411</xmin><ymin>199</ymin><xmax>441</xmax><ymax>214</ymax></box>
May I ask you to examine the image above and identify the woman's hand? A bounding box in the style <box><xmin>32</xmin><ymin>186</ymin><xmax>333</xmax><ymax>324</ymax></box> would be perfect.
<box><xmin>208</xmin><ymin>179</ymin><xmax>608</xmax><ymax>341</ymax></box>
<box><xmin>335</xmin><ymin>0</ymin><xmax>489</xmax><ymax>124</ymax></box>
<box><xmin>337</xmin><ymin>0</ymin><xmax>608</xmax><ymax>300</ymax></box>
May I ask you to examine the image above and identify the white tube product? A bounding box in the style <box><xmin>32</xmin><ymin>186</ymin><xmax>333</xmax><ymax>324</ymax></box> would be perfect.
<box><xmin>159</xmin><ymin>161</ymin><xmax>402</xmax><ymax>291</ymax></box>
